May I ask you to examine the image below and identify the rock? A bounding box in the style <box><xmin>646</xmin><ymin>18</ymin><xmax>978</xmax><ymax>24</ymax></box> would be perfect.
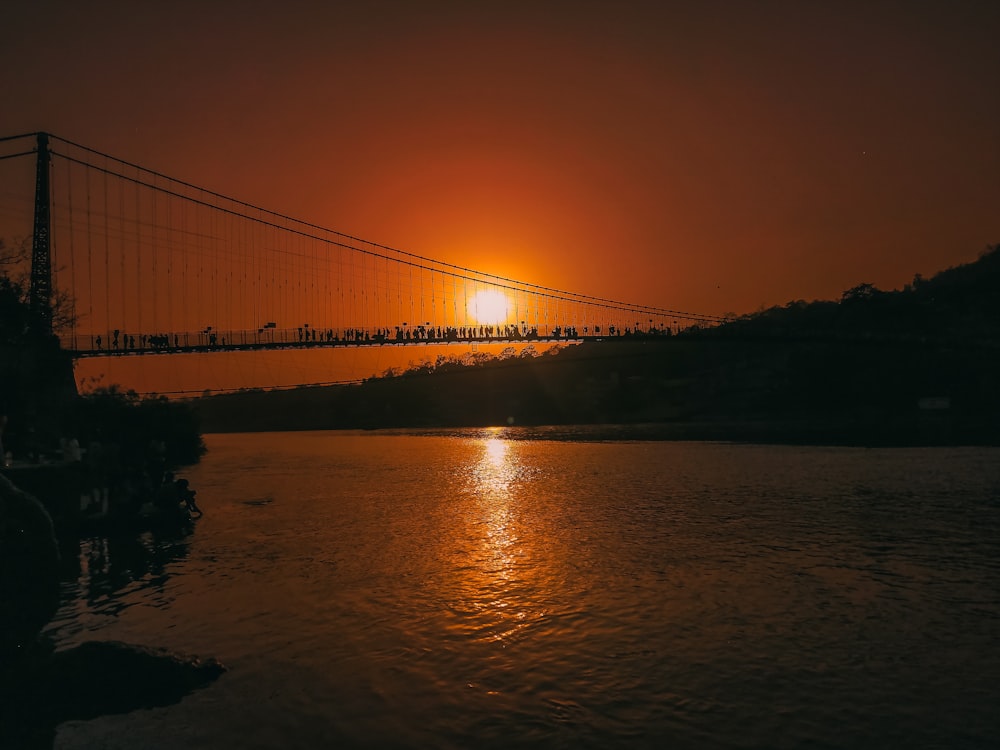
<box><xmin>0</xmin><ymin>473</ymin><xmax>60</xmax><ymax>663</ymax></box>
<box><xmin>1</xmin><ymin>476</ymin><xmax>226</xmax><ymax>749</ymax></box>
<box><xmin>2</xmin><ymin>640</ymin><xmax>226</xmax><ymax>748</ymax></box>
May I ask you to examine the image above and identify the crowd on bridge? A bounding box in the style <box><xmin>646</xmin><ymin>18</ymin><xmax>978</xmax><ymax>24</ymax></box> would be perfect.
<box><xmin>308</xmin><ymin>322</ymin><xmax>553</xmax><ymax>344</ymax></box>
<box><xmin>292</xmin><ymin>322</ymin><xmax>678</xmax><ymax>343</ymax></box>
<box><xmin>93</xmin><ymin>330</ymin><xmax>180</xmax><ymax>352</ymax></box>
<box><xmin>76</xmin><ymin>321</ymin><xmax>678</xmax><ymax>354</ymax></box>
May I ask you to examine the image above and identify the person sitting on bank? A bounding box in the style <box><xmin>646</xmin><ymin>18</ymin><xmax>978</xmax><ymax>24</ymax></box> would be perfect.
<box><xmin>153</xmin><ymin>473</ymin><xmax>202</xmax><ymax>518</ymax></box>
<box><xmin>176</xmin><ymin>478</ymin><xmax>202</xmax><ymax>517</ymax></box>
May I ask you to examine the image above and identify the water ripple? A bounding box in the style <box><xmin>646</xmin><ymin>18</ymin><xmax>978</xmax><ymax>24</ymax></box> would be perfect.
<box><xmin>47</xmin><ymin>433</ymin><xmax>1000</xmax><ymax>750</ymax></box>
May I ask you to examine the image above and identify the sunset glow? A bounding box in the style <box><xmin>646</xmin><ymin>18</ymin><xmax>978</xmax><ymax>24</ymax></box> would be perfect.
<box><xmin>468</xmin><ymin>290</ymin><xmax>510</xmax><ymax>326</ymax></box>
<box><xmin>3</xmin><ymin>1</ymin><xmax>998</xmax><ymax>399</ymax></box>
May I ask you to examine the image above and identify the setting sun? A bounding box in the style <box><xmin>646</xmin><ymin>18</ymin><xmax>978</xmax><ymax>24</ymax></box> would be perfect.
<box><xmin>468</xmin><ymin>289</ymin><xmax>510</xmax><ymax>325</ymax></box>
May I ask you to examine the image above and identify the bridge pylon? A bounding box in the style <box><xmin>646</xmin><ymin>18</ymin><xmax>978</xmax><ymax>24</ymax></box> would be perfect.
<box><xmin>29</xmin><ymin>132</ymin><xmax>52</xmax><ymax>334</ymax></box>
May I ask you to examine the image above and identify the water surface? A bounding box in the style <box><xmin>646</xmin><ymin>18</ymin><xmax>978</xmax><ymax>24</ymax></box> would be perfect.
<box><xmin>49</xmin><ymin>430</ymin><xmax>1000</xmax><ymax>749</ymax></box>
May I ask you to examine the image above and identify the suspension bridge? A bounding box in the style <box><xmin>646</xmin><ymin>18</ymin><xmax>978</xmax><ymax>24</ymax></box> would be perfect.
<box><xmin>2</xmin><ymin>132</ymin><xmax>724</xmax><ymax>365</ymax></box>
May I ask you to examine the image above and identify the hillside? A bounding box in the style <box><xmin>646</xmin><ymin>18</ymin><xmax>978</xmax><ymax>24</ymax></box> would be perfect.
<box><xmin>192</xmin><ymin>246</ymin><xmax>1000</xmax><ymax>445</ymax></box>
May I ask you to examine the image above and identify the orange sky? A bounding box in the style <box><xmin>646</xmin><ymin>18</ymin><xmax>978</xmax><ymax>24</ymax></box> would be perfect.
<box><xmin>3</xmin><ymin>1</ymin><xmax>999</xmax><ymax>393</ymax></box>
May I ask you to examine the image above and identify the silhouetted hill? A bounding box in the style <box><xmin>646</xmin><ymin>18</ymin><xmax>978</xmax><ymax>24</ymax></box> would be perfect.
<box><xmin>714</xmin><ymin>244</ymin><xmax>1000</xmax><ymax>344</ymax></box>
<box><xmin>192</xmin><ymin>246</ymin><xmax>1000</xmax><ymax>445</ymax></box>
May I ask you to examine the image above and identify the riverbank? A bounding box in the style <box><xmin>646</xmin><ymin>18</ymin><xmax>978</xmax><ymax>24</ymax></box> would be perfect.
<box><xmin>358</xmin><ymin>415</ymin><xmax>981</xmax><ymax>447</ymax></box>
<box><xmin>191</xmin><ymin>337</ymin><xmax>999</xmax><ymax>446</ymax></box>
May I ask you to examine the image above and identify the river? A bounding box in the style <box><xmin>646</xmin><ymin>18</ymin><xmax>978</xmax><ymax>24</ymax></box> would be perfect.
<box><xmin>46</xmin><ymin>429</ymin><xmax>1000</xmax><ymax>749</ymax></box>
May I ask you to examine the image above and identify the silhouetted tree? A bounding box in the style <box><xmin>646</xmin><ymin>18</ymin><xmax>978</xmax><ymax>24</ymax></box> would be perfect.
<box><xmin>841</xmin><ymin>282</ymin><xmax>882</xmax><ymax>302</ymax></box>
<box><xmin>1</xmin><ymin>237</ymin><xmax>203</xmax><ymax>464</ymax></box>
<box><xmin>0</xmin><ymin>236</ymin><xmax>77</xmax><ymax>334</ymax></box>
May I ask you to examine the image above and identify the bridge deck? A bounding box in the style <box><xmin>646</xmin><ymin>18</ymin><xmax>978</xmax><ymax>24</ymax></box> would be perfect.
<box><xmin>63</xmin><ymin>324</ymin><xmax>678</xmax><ymax>358</ymax></box>
<box><xmin>65</xmin><ymin>330</ymin><xmax>680</xmax><ymax>358</ymax></box>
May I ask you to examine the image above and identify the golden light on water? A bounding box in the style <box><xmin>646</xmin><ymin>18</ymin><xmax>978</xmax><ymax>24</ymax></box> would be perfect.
<box><xmin>472</xmin><ymin>431</ymin><xmax>522</xmax><ymax>504</ymax></box>
<box><xmin>468</xmin><ymin>289</ymin><xmax>510</xmax><ymax>326</ymax></box>
<box><xmin>425</xmin><ymin>431</ymin><xmax>556</xmax><ymax>653</ymax></box>
<box><xmin>483</xmin><ymin>435</ymin><xmax>510</xmax><ymax>473</ymax></box>
<box><xmin>461</xmin><ymin>432</ymin><xmax>544</xmax><ymax>645</ymax></box>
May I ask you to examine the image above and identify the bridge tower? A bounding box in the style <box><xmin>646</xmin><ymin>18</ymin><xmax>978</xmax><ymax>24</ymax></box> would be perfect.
<box><xmin>29</xmin><ymin>132</ymin><xmax>52</xmax><ymax>334</ymax></box>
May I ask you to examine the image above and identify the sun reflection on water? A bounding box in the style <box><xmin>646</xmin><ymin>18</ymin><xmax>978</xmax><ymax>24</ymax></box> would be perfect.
<box><xmin>457</xmin><ymin>430</ymin><xmax>545</xmax><ymax>646</ymax></box>
<box><xmin>472</xmin><ymin>434</ymin><xmax>518</xmax><ymax>579</ymax></box>
<box><xmin>477</xmin><ymin>433</ymin><xmax>517</xmax><ymax>495</ymax></box>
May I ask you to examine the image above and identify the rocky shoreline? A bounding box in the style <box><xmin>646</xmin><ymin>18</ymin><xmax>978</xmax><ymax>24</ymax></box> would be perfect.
<box><xmin>0</xmin><ymin>473</ymin><xmax>225</xmax><ymax>749</ymax></box>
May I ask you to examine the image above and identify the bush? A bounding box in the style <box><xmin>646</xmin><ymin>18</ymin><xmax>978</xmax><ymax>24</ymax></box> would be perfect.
<box><xmin>67</xmin><ymin>387</ymin><xmax>206</xmax><ymax>469</ymax></box>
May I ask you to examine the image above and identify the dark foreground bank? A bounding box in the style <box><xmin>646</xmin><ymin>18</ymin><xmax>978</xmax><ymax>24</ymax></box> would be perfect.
<box><xmin>0</xmin><ymin>473</ymin><xmax>224</xmax><ymax>750</ymax></box>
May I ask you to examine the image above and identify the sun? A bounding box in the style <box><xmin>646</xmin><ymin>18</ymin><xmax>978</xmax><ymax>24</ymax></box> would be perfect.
<box><xmin>469</xmin><ymin>289</ymin><xmax>510</xmax><ymax>325</ymax></box>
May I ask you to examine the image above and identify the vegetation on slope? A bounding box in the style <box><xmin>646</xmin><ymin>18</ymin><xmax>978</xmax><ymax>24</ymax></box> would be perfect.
<box><xmin>193</xmin><ymin>245</ymin><xmax>999</xmax><ymax>444</ymax></box>
<box><xmin>0</xmin><ymin>238</ymin><xmax>205</xmax><ymax>466</ymax></box>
